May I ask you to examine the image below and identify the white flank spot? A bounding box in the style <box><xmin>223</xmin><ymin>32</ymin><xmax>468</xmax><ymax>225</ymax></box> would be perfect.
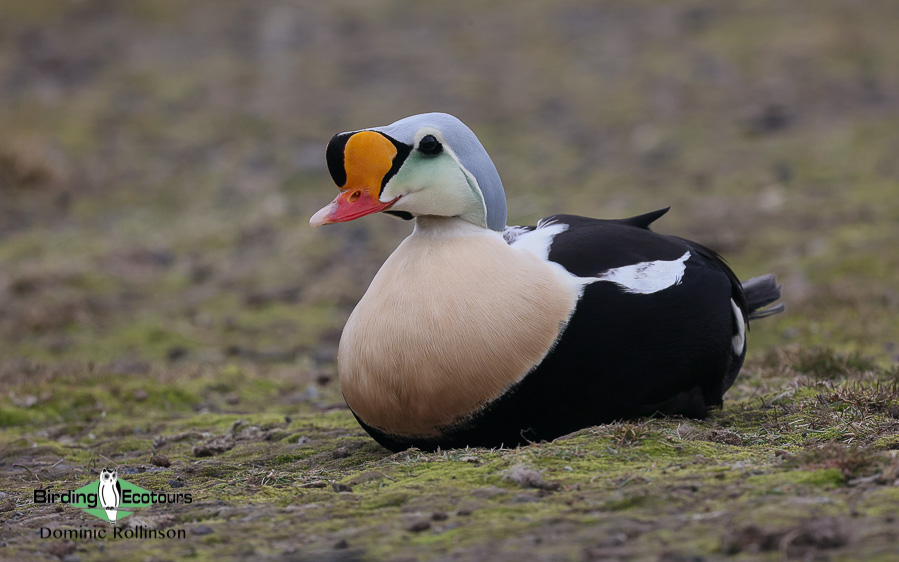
<box><xmin>593</xmin><ymin>251</ymin><xmax>690</xmax><ymax>294</ymax></box>
<box><xmin>731</xmin><ymin>298</ymin><xmax>746</xmax><ymax>354</ymax></box>
<box><xmin>510</xmin><ymin>222</ymin><xmax>568</xmax><ymax>260</ymax></box>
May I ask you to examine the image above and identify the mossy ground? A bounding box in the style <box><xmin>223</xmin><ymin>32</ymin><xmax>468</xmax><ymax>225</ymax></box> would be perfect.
<box><xmin>2</xmin><ymin>1</ymin><xmax>898</xmax><ymax>560</ymax></box>
<box><xmin>2</xmin><ymin>352</ymin><xmax>898</xmax><ymax>560</ymax></box>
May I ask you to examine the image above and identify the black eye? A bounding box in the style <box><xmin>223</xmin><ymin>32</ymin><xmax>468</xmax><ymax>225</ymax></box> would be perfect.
<box><xmin>418</xmin><ymin>134</ymin><xmax>442</xmax><ymax>155</ymax></box>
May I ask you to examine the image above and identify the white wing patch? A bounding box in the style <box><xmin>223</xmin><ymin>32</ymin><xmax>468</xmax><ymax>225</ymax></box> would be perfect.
<box><xmin>509</xmin><ymin>222</ymin><xmax>691</xmax><ymax>297</ymax></box>
<box><xmin>502</xmin><ymin>225</ymin><xmax>529</xmax><ymax>245</ymax></box>
<box><xmin>509</xmin><ymin>222</ymin><xmax>568</xmax><ymax>261</ymax></box>
<box><xmin>593</xmin><ymin>251</ymin><xmax>691</xmax><ymax>294</ymax></box>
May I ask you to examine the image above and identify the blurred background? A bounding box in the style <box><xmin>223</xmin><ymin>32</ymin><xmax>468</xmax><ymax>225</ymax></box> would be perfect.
<box><xmin>1</xmin><ymin>0</ymin><xmax>898</xmax><ymax>382</ymax></box>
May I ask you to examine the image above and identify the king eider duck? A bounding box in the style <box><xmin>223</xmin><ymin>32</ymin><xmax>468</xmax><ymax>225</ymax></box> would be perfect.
<box><xmin>310</xmin><ymin>112</ymin><xmax>783</xmax><ymax>452</ymax></box>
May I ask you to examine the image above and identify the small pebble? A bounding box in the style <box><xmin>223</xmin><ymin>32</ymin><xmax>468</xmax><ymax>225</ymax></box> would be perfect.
<box><xmin>190</xmin><ymin>525</ymin><xmax>214</xmax><ymax>535</ymax></box>
<box><xmin>406</xmin><ymin>520</ymin><xmax>431</xmax><ymax>533</ymax></box>
<box><xmin>151</xmin><ymin>455</ymin><xmax>171</xmax><ymax>467</ymax></box>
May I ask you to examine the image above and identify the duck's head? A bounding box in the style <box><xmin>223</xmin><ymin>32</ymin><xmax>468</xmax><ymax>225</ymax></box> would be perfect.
<box><xmin>310</xmin><ymin>113</ymin><xmax>507</xmax><ymax>231</ymax></box>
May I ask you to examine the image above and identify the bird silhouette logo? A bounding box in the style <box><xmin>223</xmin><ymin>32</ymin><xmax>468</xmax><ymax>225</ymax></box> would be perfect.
<box><xmin>98</xmin><ymin>468</ymin><xmax>122</xmax><ymax>524</ymax></box>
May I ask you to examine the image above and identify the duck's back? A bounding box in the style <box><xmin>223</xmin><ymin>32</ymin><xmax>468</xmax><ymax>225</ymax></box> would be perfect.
<box><xmin>538</xmin><ymin>212</ymin><xmax>746</xmax><ymax>413</ymax></box>
<box><xmin>502</xmin><ymin>211</ymin><xmax>746</xmax><ymax>431</ymax></box>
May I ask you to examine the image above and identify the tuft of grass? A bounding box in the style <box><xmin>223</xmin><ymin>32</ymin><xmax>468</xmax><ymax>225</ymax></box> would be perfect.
<box><xmin>596</xmin><ymin>420</ymin><xmax>654</xmax><ymax>448</ymax></box>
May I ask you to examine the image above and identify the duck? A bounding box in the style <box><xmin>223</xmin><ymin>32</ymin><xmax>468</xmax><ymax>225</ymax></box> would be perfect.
<box><xmin>310</xmin><ymin>112</ymin><xmax>783</xmax><ymax>452</ymax></box>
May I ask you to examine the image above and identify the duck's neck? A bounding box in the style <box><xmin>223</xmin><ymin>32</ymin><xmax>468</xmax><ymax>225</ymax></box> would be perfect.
<box><xmin>412</xmin><ymin>215</ymin><xmax>500</xmax><ymax>239</ymax></box>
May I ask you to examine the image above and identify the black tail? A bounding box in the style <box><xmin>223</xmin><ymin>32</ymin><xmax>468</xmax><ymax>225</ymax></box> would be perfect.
<box><xmin>741</xmin><ymin>274</ymin><xmax>784</xmax><ymax>320</ymax></box>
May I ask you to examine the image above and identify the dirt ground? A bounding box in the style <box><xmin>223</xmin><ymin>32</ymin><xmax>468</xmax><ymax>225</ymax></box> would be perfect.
<box><xmin>1</xmin><ymin>1</ymin><xmax>898</xmax><ymax>560</ymax></box>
